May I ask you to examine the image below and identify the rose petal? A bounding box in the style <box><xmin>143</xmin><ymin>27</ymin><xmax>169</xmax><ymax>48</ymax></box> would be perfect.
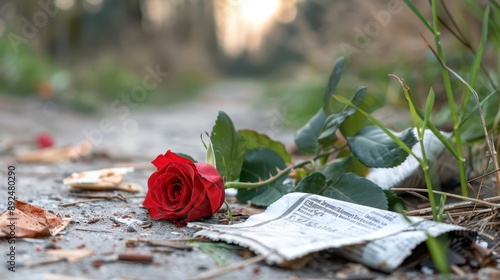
<box><xmin>195</xmin><ymin>163</ymin><xmax>223</xmax><ymax>186</ymax></box>
<box><xmin>168</xmin><ymin>164</ymin><xmax>195</xmax><ymax>210</ymax></box>
<box><xmin>151</xmin><ymin>150</ymin><xmax>193</xmax><ymax>169</ymax></box>
<box><xmin>145</xmin><ymin>206</ymin><xmax>163</xmax><ymax>220</ymax></box>
<box><xmin>199</xmin><ymin>177</ymin><xmax>225</xmax><ymax>214</ymax></box>
<box><xmin>166</xmin><ymin>183</ymin><xmax>182</xmax><ymax>207</ymax></box>
<box><xmin>184</xmin><ymin>178</ymin><xmax>208</xmax><ymax>219</ymax></box>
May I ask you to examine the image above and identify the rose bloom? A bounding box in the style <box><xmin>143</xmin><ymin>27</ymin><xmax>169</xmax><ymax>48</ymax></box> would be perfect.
<box><xmin>143</xmin><ymin>150</ymin><xmax>225</xmax><ymax>227</ymax></box>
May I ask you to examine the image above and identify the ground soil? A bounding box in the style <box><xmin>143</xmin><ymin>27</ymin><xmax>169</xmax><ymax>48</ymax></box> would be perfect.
<box><xmin>1</xmin><ymin>83</ymin><xmax>499</xmax><ymax>280</ymax></box>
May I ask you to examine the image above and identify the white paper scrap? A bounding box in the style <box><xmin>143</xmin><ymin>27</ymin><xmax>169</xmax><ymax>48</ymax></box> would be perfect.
<box><xmin>366</xmin><ymin>128</ymin><xmax>451</xmax><ymax>189</ymax></box>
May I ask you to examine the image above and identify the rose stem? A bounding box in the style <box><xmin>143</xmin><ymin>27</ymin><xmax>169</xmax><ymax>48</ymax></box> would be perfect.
<box><xmin>224</xmin><ymin>148</ymin><xmax>340</xmax><ymax>190</ymax></box>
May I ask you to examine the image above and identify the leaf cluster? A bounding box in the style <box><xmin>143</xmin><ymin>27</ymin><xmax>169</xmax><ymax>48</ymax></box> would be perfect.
<box><xmin>203</xmin><ymin>57</ymin><xmax>416</xmax><ymax>211</ymax></box>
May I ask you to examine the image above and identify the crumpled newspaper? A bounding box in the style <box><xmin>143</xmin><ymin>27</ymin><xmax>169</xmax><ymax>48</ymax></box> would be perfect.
<box><xmin>190</xmin><ymin>193</ymin><xmax>478</xmax><ymax>272</ymax></box>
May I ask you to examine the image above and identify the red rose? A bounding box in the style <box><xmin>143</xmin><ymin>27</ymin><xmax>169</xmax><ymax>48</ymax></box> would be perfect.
<box><xmin>143</xmin><ymin>150</ymin><xmax>225</xmax><ymax>227</ymax></box>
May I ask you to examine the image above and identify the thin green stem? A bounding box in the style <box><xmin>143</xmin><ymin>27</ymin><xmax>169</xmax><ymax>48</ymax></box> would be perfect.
<box><xmin>225</xmin><ymin>165</ymin><xmax>295</xmax><ymax>189</ymax></box>
<box><xmin>416</xmin><ymin>126</ymin><xmax>438</xmax><ymax>220</ymax></box>
<box><xmin>422</xmin><ymin>164</ymin><xmax>437</xmax><ymax>220</ymax></box>
<box><xmin>426</xmin><ymin>235</ymin><xmax>450</xmax><ymax>274</ymax></box>
<box><xmin>431</xmin><ymin>0</ymin><xmax>468</xmax><ymax>197</ymax></box>
<box><xmin>389</xmin><ymin>74</ymin><xmax>460</xmax><ymax>160</ymax></box>
<box><xmin>334</xmin><ymin>95</ymin><xmax>422</xmax><ymax>165</ymax></box>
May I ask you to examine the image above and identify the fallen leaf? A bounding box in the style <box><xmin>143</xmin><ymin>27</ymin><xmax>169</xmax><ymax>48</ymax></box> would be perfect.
<box><xmin>0</xmin><ymin>200</ymin><xmax>71</xmax><ymax>238</ymax></box>
<box><xmin>16</xmin><ymin>140</ymin><xmax>92</xmax><ymax>163</ymax></box>
<box><xmin>63</xmin><ymin>167</ymin><xmax>141</xmax><ymax>192</ymax></box>
<box><xmin>45</xmin><ymin>249</ymin><xmax>95</xmax><ymax>263</ymax></box>
<box><xmin>63</xmin><ymin>167</ymin><xmax>132</xmax><ymax>186</ymax></box>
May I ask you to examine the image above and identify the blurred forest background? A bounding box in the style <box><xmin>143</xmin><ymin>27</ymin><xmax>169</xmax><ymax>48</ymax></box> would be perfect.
<box><xmin>0</xmin><ymin>0</ymin><xmax>495</xmax><ymax>130</ymax></box>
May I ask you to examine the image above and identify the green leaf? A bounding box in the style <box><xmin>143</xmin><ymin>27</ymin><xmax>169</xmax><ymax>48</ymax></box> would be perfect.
<box><xmin>323</xmin><ymin>56</ymin><xmax>346</xmax><ymax>115</ymax></box>
<box><xmin>250</xmin><ymin>182</ymin><xmax>293</xmax><ymax>207</ymax></box>
<box><xmin>383</xmin><ymin>190</ymin><xmax>406</xmax><ymax>212</ymax></box>
<box><xmin>348</xmin><ymin>126</ymin><xmax>418</xmax><ymax>168</ymax></box>
<box><xmin>236</xmin><ymin>148</ymin><xmax>287</xmax><ymax>203</ymax></box>
<box><xmin>343</xmin><ymin>86</ymin><xmax>367</xmax><ymax>115</ymax></box>
<box><xmin>335</xmin><ymin>93</ymin><xmax>458</xmax><ymax>162</ymax></box>
<box><xmin>294</xmin><ymin>110</ymin><xmax>326</xmax><ymax>155</ymax></box>
<box><xmin>324</xmin><ymin>173</ymin><xmax>388</xmax><ymax>210</ymax></box>
<box><xmin>295</xmin><ymin>172</ymin><xmax>388</xmax><ymax>210</ymax></box>
<box><xmin>294</xmin><ymin>56</ymin><xmax>348</xmax><ymax>155</ymax></box>
<box><xmin>457</xmin><ymin>3</ymin><xmax>488</xmax><ymax>132</ymax></box>
<box><xmin>317</xmin><ymin>156</ymin><xmax>352</xmax><ymax>182</ymax></box>
<box><xmin>318</xmin><ymin>86</ymin><xmax>367</xmax><ymax>148</ymax></box>
<box><xmin>317</xmin><ymin>113</ymin><xmax>346</xmax><ymax>147</ymax></box>
<box><xmin>422</xmin><ymin>88</ymin><xmax>435</xmax><ymax>131</ymax></box>
<box><xmin>295</xmin><ymin>172</ymin><xmax>327</xmax><ymax>194</ymax></box>
<box><xmin>210</xmin><ymin>111</ymin><xmax>246</xmax><ymax>182</ymax></box>
<box><xmin>239</xmin><ymin>129</ymin><xmax>292</xmax><ymax>163</ymax></box>
<box><xmin>403</xmin><ymin>0</ymin><xmax>434</xmax><ymax>33</ymax></box>
<box><xmin>339</xmin><ymin>86</ymin><xmax>368</xmax><ymax>137</ymax></box>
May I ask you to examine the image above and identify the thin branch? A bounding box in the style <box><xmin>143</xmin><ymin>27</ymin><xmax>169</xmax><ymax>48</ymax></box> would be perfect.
<box><xmin>225</xmin><ymin>148</ymin><xmax>342</xmax><ymax>189</ymax></box>
<box><xmin>408</xmin><ymin>191</ymin><xmax>430</xmax><ymax>202</ymax></box>
<box><xmin>58</xmin><ymin>198</ymin><xmax>108</xmax><ymax>207</ymax></box>
<box><xmin>468</xmin><ymin>167</ymin><xmax>500</xmax><ymax>182</ymax></box>
<box><xmin>417</xmin><ymin>208</ymin><xmax>495</xmax><ymax>220</ymax></box>
<box><xmin>392</xmin><ymin>188</ymin><xmax>500</xmax><ymax>209</ymax></box>
<box><xmin>74</xmin><ymin>227</ymin><xmax>113</xmax><ymax>233</ymax></box>
<box><xmin>190</xmin><ymin>254</ymin><xmax>269</xmax><ymax>280</ymax></box>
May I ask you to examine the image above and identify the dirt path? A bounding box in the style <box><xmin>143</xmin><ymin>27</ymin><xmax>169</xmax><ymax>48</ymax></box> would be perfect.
<box><xmin>1</xmin><ymin>83</ymin><xmax>338</xmax><ymax>280</ymax></box>
<box><xmin>1</xmin><ymin>81</ymin><xmax>293</xmax><ymax>160</ymax></box>
<box><xmin>2</xmin><ymin>83</ymin><xmax>499</xmax><ymax>279</ymax></box>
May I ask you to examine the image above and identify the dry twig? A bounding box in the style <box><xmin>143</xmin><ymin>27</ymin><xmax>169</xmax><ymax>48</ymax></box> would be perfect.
<box><xmin>190</xmin><ymin>254</ymin><xmax>269</xmax><ymax>280</ymax></box>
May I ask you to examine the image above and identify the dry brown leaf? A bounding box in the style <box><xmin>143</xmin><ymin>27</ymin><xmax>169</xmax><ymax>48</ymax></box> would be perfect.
<box><xmin>63</xmin><ymin>167</ymin><xmax>131</xmax><ymax>186</ymax></box>
<box><xmin>278</xmin><ymin>253</ymin><xmax>315</xmax><ymax>270</ymax></box>
<box><xmin>16</xmin><ymin>140</ymin><xmax>92</xmax><ymax>163</ymax></box>
<box><xmin>45</xmin><ymin>249</ymin><xmax>95</xmax><ymax>263</ymax></box>
<box><xmin>0</xmin><ymin>200</ymin><xmax>70</xmax><ymax>238</ymax></box>
<box><xmin>468</xmin><ymin>243</ymin><xmax>497</xmax><ymax>268</ymax></box>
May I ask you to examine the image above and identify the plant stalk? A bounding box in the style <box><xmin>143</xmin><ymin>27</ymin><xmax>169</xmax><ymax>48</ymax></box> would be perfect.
<box><xmin>431</xmin><ymin>0</ymin><xmax>468</xmax><ymax>197</ymax></box>
<box><xmin>225</xmin><ymin>150</ymin><xmax>339</xmax><ymax>189</ymax></box>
